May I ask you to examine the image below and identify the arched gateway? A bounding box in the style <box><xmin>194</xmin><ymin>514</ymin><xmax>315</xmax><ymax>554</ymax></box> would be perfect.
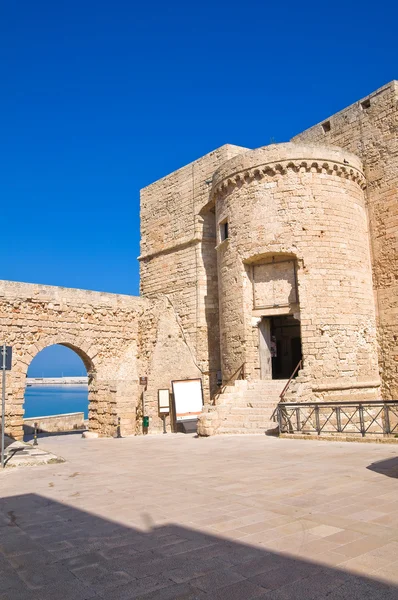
<box><xmin>0</xmin><ymin>281</ymin><xmax>145</xmax><ymax>440</ymax></box>
<box><xmin>23</xmin><ymin>341</ymin><xmax>93</xmax><ymax>429</ymax></box>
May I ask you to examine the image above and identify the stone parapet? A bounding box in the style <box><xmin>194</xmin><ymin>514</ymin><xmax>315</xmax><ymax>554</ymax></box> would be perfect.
<box><xmin>0</xmin><ymin>279</ymin><xmax>145</xmax><ymax>308</ymax></box>
<box><xmin>211</xmin><ymin>143</ymin><xmax>365</xmax><ymax>199</ymax></box>
<box><xmin>23</xmin><ymin>412</ymin><xmax>86</xmax><ymax>434</ymax></box>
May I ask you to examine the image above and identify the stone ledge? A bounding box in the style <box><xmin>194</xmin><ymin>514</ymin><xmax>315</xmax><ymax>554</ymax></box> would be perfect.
<box><xmin>312</xmin><ymin>380</ymin><xmax>381</xmax><ymax>392</ymax></box>
<box><xmin>0</xmin><ymin>279</ymin><xmax>146</xmax><ymax>308</ymax></box>
<box><xmin>1</xmin><ymin>436</ymin><xmax>66</xmax><ymax>469</ymax></box>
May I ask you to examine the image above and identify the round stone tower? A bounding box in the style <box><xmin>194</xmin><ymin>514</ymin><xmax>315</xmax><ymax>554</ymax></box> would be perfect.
<box><xmin>213</xmin><ymin>143</ymin><xmax>380</xmax><ymax>402</ymax></box>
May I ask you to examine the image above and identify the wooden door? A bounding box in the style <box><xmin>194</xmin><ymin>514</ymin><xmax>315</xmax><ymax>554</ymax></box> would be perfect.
<box><xmin>259</xmin><ymin>318</ymin><xmax>272</xmax><ymax>379</ymax></box>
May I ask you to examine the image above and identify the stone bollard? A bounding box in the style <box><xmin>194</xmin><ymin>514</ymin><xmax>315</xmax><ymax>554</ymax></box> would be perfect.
<box><xmin>117</xmin><ymin>416</ymin><xmax>122</xmax><ymax>438</ymax></box>
<box><xmin>33</xmin><ymin>422</ymin><xmax>38</xmax><ymax>446</ymax></box>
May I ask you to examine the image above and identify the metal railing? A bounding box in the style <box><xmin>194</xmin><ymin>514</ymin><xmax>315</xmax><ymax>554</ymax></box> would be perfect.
<box><xmin>276</xmin><ymin>400</ymin><xmax>398</xmax><ymax>437</ymax></box>
<box><xmin>279</xmin><ymin>360</ymin><xmax>302</xmax><ymax>401</ymax></box>
<box><xmin>213</xmin><ymin>363</ymin><xmax>246</xmax><ymax>404</ymax></box>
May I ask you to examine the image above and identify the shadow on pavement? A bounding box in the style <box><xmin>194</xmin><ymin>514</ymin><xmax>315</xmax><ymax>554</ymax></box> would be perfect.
<box><xmin>0</xmin><ymin>493</ymin><xmax>397</xmax><ymax>599</ymax></box>
<box><xmin>367</xmin><ymin>456</ymin><xmax>398</xmax><ymax>479</ymax></box>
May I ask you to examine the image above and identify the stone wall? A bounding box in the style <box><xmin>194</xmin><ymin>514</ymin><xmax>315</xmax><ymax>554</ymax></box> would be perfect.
<box><xmin>212</xmin><ymin>143</ymin><xmax>380</xmax><ymax>402</ymax></box>
<box><xmin>0</xmin><ymin>279</ymin><xmax>221</xmax><ymax>439</ymax></box>
<box><xmin>292</xmin><ymin>81</ymin><xmax>398</xmax><ymax>399</ymax></box>
<box><xmin>0</xmin><ymin>280</ymin><xmax>146</xmax><ymax>439</ymax></box>
<box><xmin>136</xmin><ymin>297</ymin><xmax>202</xmax><ymax>433</ymax></box>
<box><xmin>23</xmin><ymin>412</ymin><xmax>86</xmax><ymax>434</ymax></box>
<box><xmin>139</xmin><ymin>144</ymin><xmax>248</xmax><ymax>401</ymax></box>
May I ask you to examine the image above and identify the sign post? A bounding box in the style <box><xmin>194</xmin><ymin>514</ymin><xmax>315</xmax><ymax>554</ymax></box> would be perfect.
<box><xmin>1</xmin><ymin>345</ymin><xmax>12</xmax><ymax>469</ymax></box>
<box><xmin>139</xmin><ymin>376</ymin><xmax>148</xmax><ymax>433</ymax></box>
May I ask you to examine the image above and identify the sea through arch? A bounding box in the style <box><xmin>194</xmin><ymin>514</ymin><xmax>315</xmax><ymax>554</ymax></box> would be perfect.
<box><xmin>23</xmin><ymin>343</ymin><xmax>94</xmax><ymax>438</ymax></box>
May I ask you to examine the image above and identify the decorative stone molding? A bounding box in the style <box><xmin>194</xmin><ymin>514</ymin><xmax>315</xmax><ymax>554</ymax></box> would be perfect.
<box><xmin>211</xmin><ymin>143</ymin><xmax>366</xmax><ymax>200</ymax></box>
<box><xmin>212</xmin><ymin>159</ymin><xmax>366</xmax><ymax>199</ymax></box>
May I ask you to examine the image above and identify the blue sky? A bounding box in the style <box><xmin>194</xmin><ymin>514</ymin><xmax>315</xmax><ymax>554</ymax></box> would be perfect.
<box><xmin>28</xmin><ymin>345</ymin><xmax>87</xmax><ymax>377</ymax></box>
<box><xmin>2</xmin><ymin>0</ymin><xmax>397</xmax><ymax>375</ymax></box>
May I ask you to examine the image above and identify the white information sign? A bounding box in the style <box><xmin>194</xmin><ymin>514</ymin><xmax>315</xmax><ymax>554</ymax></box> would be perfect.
<box><xmin>158</xmin><ymin>389</ymin><xmax>170</xmax><ymax>414</ymax></box>
<box><xmin>172</xmin><ymin>379</ymin><xmax>203</xmax><ymax>422</ymax></box>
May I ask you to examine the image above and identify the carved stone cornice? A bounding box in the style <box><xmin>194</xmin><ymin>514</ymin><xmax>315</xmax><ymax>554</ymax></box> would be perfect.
<box><xmin>212</xmin><ymin>158</ymin><xmax>366</xmax><ymax>200</ymax></box>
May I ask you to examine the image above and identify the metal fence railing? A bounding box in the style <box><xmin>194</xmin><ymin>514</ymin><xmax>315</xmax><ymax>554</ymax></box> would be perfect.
<box><xmin>276</xmin><ymin>400</ymin><xmax>398</xmax><ymax>437</ymax></box>
<box><xmin>279</xmin><ymin>360</ymin><xmax>302</xmax><ymax>401</ymax></box>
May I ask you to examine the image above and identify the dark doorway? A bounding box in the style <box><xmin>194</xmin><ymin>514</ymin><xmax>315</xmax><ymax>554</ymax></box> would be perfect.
<box><xmin>270</xmin><ymin>315</ymin><xmax>302</xmax><ymax>379</ymax></box>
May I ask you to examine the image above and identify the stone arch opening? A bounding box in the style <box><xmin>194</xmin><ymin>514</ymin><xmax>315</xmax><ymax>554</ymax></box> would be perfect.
<box><xmin>23</xmin><ymin>343</ymin><xmax>95</xmax><ymax>439</ymax></box>
<box><xmin>58</xmin><ymin>342</ymin><xmax>95</xmax><ymax>376</ymax></box>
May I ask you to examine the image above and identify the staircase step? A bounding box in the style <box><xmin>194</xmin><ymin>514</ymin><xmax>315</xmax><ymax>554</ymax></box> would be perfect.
<box><xmin>225</xmin><ymin>390</ymin><xmax>283</xmax><ymax>396</ymax></box>
<box><xmin>218</xmin><ymin>430</ymin><xmax>266</xmax><ymax>435</ymax></box>
<box><xmin>219</xmin><ymin>415</ymin><xmax>277</xmax><ymax>426</ymax></box>
<box><xmin>203</xmin><ymin>378</ymin><xmax>287</xmax><ymax>436</ymax></box>
<box><xmin>223</xmin><ymin>401</ymin><xmax>279</xmax><ymax>408</ymax></box>
<box><xmin>229</xmin><ymin>408</ymin><xmax>276</xmax><ymax>415</ymax></box>
<box><xmin>236</xmin><ymin>382</ymin><xmax>285</xmax><ymax>386</ymax></box>
<box><xmin>218</xmin><ymin>392</ymin><xmax>282</xmax><ymax>399</ymax></box>
<box><xmin>218</xmin><ymin>423</ymin><xmax>278</xmax><ymax>434</ymax></box>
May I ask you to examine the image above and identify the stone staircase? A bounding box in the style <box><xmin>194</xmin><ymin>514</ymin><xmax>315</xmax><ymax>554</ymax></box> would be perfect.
<box><xmin>197</xmin><ymin>379</ymin><xmax>288</xmax><ymax>436</ymax></box>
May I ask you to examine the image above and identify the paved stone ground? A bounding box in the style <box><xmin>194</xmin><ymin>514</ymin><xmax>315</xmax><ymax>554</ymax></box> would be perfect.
<box><xmin>1</xmin><ymin>433</ymin><xmax>398</xmax><ymax>599</ymax></box>
<box><xmin>2</xmin><ymin>435</ymin><xmax>64</xmax><ymax>468</ymax></box>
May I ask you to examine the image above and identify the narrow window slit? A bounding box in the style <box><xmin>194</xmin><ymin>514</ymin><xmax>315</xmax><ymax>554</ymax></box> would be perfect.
<box><xmin>220</xmin><ymin>221</ymin><xmax>229</xmax><ymax>242</ymax></box>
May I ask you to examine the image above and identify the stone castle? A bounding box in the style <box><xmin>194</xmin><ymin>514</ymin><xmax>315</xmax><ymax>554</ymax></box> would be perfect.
<box><xmin>1</xmin><ymin>80</ymin><xmax>397</xmax><ymax>440</ymax></box>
